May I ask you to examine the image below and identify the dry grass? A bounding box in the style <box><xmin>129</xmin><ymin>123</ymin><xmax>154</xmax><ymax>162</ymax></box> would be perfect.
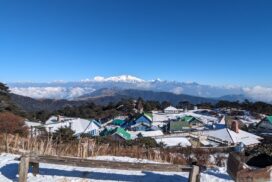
<box><xmin>0</xmin><ymin>134</ymin><xmax>230</xmax><ymax>166</ymax></box>
<box><xmin>0</xmin><ymin>134</ymin><xmax>189</xmax><ymax>164</ymax></box>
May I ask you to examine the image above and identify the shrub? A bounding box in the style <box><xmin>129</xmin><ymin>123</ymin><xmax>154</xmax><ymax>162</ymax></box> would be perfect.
<box><xmin>91</xmin><ymin>136</ymin><xmax>159</xmax><ymax>149</ymax></box>
<box><xmin>52</xmin><ymin>126</ymin><xmax>77</xmax><ymax>144</ymax></box>
<box><xmin>0</xmin><ymin>112</ymin><xmax>28</xmax><ymax>136</ymax></box>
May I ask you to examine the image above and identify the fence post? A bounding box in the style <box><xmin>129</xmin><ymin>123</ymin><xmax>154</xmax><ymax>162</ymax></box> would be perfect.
<box><xmin>30</xmin><ymin>162</ymin><xmax>39</xmax><ymax>176</ymax></box>
<box><xmin>189</xmin><ymin>165</ymin><xmax>200</xmax><ymax>182</ymax></box>
<box><xmin>18</xmin><ymin>154</ymin><xmax>30</xmax><ymax>182</ymax></box>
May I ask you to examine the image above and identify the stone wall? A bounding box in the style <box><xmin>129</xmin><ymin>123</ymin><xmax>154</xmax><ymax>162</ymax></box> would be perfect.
<box><xmin>227</xmin><ymin>152</ymin><xmax>272</xmax><ymax>182</ymax></box>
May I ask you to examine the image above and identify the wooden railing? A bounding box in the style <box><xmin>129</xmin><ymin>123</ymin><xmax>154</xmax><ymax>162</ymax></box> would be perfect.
<box><xmin>18</xmin><ymin>154</ymin><xmax>199</xmax><ymax>182</ymax></box>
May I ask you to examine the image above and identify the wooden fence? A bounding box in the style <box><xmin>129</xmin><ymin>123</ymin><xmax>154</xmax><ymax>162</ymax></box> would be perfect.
<box><xmin>18</xmin><ymin>154</ymin><xmax>200</xmax><ymax>182</ymax></box>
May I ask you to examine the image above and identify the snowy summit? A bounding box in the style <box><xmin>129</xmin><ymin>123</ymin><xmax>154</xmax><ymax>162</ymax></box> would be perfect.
<box><xmin>82</xmin><ymin>75</ymin><xmax>146</xmax><ymax>83</ymax></box>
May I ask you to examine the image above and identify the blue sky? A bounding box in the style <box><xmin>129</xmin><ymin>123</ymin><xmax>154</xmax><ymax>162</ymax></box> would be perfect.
<box><xmin>1</xmin><ymin>0</ymin><xmax>272</xmax><ymax>86</ymax></box>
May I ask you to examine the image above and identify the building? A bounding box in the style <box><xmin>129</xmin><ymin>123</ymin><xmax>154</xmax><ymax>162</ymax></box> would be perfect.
<box><xmin>168</xmin><ymin>116</ymin><xmax>203</xmax><ymax>133</ymax></box>
<box><xmin>112</xmin><ymin>119</ymin><xmax>126</xmax><ymax>127</ymax></box>
<box><xmin>110</xmin><ymin>127</ymin><xmax>132</xmax><ymax>141</ymax></box>
<box><xmin>164</xmin><ymin>106</ymin><xmax>182</xmax><ymax>114</ymax></box>
<box><xmin>24</xmin><ymin>120</ymin><xmax>43</xmax><ymax>136</ymax></box>
<box><xmin>43</xmin><ymin>116</ymin><xmax>101</xmax><ymax>136</ymax></box>
<box><xmin>203</xmin><ymin>121</ymin><xmax>262</xmax><ymax>146</ymax></box>
<box><xmin>257</xmin><ymin>116</ymin><xmax>272</xmax><ymax>133</ymax></box>
<box><xmin>129</xmin><ymin>113</ymin><xmax>153</xmax><ymax>131</ymax></box>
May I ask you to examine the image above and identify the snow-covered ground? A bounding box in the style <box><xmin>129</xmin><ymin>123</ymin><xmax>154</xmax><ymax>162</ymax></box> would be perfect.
<box><xmin>200</xmin><ymin>168</ymin><xmax>234</xmax><ymax>182</ymax></box>
<box><xmin>88</xmin><ymin>155</ymin><xmax>164</xmax><ymax>164</ymax></box>
<box><xmin>155</xmin><ymin>137</ymin><xmax>192</xmax><ymax>147</ymax></box>
<box><xmin>0</xmin><ymin>153</ymin><xmax>233</xmax><ymax>182</ymax></box>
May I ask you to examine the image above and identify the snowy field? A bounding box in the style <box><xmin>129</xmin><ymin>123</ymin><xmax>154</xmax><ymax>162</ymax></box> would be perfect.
<box><xmin>0</xmin><ymin>153</ymin><xmax>233</xmax><ymax>182</ymax></box>
<box><xmin>155</xmin><ymin>137</ymin><xmax>191</xmax><ymax>147</ymax></box>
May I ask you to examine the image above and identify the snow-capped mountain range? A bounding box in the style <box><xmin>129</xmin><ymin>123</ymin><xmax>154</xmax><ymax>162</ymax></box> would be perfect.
<box><xmin>7</xmin><ymin>75</ymin><xmax>272</xmax><ymax>103</ymax></box>
<box><xmin>83</xmin><ymin>75</ymin><xmax>145</xmax><ymax>83</ymax></box>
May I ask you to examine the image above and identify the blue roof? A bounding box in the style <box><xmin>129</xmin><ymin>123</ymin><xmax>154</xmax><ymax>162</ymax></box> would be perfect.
<box><xmin>91</xmin><ymin>120</ymin><xmax>101</xmax><ymax>127</ymax></box>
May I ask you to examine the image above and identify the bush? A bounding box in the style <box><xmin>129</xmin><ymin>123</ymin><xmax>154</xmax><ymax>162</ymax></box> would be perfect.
<box><xmin>0</xmin><ymin>112</ymin><xmax>28</xmax><ymax>136</ymax></box>
<box><xmin>52</xmin><ymin>126</ymin><xmax>77</xmax><ymax>144</ymax></box>
<box><xmin>91</xmin><ymin>136</ymin><xmax>160</xmax><ymax>149</ymax></box>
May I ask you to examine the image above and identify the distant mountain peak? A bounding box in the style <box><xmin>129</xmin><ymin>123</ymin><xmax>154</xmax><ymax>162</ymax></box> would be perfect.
<box><xmin>89</xmin><ymin>75</ymin><xmax>146</xmax><ymax>83</ymax></box>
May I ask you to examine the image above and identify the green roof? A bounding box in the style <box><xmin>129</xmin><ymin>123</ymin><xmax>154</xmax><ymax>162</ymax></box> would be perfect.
<box><xmin>266</xmin><ymin>116</ymin><xmax>272</xmax><ymax>124</ymax></box>
<box><xmin>180</xmin><ymin>116</ymin><xmax>194</xmax><ymax>123</ymax></box>
<box><xmin>113</xmin><ymin>127</ymin><xmax>131</xmax><ymax>140</ymax></box>
<box><xmin>144</xmin><ymin>112</ymin><xmax>153</xmax><ymax>121</ymax></box>
<box><xmin>169</xmin><ymin>116</ymin><xmax>201</xmax><ymax>132</ymax></box>
<box><xmin>112</xmin><ymin>119</ymin><xmax>125</xmax><ymax>126</ymax></box>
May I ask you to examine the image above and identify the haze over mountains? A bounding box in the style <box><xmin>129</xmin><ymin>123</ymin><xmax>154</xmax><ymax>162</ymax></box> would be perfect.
<box><xmin>7</xmin><ymin>75</ymin><xmax>272</xmax><ymax>103</ymax></box>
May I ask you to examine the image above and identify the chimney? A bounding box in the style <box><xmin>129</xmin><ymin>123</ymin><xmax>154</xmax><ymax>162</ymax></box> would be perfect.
<box><xmin>57</xmin><ymin>115</ymin><xmax>61</xmax><ymax>122</ymax></box>
<box><xmin>231</xmin><ymin>120</ymin><xmax>239</xmax><ymax>133</ymax></box>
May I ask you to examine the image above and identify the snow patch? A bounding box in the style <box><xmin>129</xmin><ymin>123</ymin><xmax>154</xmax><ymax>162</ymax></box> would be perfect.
<box><xmin>155</xmin><ymin>137</ymin><xmax>191</xmax><ymax>147</ymax></box>
<box><xmin>88</xmin><ymin>156</ymin><xmax>164</xmax><ymax>164</ymax></box>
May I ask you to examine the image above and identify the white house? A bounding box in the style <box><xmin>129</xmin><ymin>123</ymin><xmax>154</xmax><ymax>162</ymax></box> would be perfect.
<box><xmin>24</xmin><ymin>120</ymin><xmax>43</xmax><ymax>136</ymax></box>
<box><xmin>164</xmin><ymin>106</ymin><xmax>182</xmax><ymax>114</ymax></box>
<box><xmin>203</xmin><ymin>128</ymin><xmax>262</xmax><ymax>146</ymax></box>
<box><xmin>44</xmin><ymin>116</ymin><xmax>101</xmax><ymax>136</ymax></box>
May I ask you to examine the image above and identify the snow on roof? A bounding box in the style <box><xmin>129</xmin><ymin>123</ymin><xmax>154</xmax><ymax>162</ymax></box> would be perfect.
<box><xmin>227</xmin><ymin>129</ymin><xmax>262</xmax><ymax>146</ymax></box>
<box><xmin>203</xmin><ymin>128</ymin><xmax>233</xmax><ymax>143</ymax></box>
<box><xmin>44</xmin><ymin>117</ymin><xmax>100</xmax><ymax>135</ymax></box>
<box><xmin>203</xmin><ymin>128</ymin><xmax>262</xmax><ymax>146</ymax></box>
<box><xmin>152</xmin><ymin>112</ymin><xmax>186</xmax><ymax>122</ymax></box>
<box><xmin>24</xmin><ymin>121</ymin><xmax>42</xmax><ymax>127</ymax></box>
<box><xmin>164</xmin><ymin>106</ymin><xmax>178</xmax><ymax>111</ymax></box>
<box><xmin>152</xmin><ymin>121</ymin><xmax>167</xmax><ymax>127</ymax></box>
<box><xmin>186</xmin><ymin>111</ymin><xmax>218</xmax><ymax>124</ymax></box>
<box><xmin>155</xmin><ymin>137</ymin><xmax>191</xmax><ymax>147</ymax></box>
<box><xmin>44</xmin><ymin>116</ymin><xmax>74</xmax><ymax>125</ymax></box>
<box><xmin>138</xmin><ymin>130</ymin><xmax>164</xmax><ymax>137</ymax></box>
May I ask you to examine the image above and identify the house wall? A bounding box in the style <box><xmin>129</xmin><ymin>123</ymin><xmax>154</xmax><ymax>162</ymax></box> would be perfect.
<box><xmin>164</xmin><ymin>110</ymin><xmax>179</xmax><ymax>114</ymax></box>
<box><xmin>134</xmin><ymin>116</ymin><xmax>152</xmax><ymax>125</ymax></box>
<box><xmin>85</xmin><ymin>122</ymin><xmax>100</xmax><ymax>136</ymax></box>
<box><xmin>131</xmin><ymin>124</ymin><xmax>150</xmax><ymax>131</ymax></box>
<box><xmin>257</xmin><ymin>120</ymin><xmax>272</xmax><ymax>132</ymax></box>
<box><xmin>111</xmin><ymin>134</ymin><xmax>126</xmax><ymax>142</ymax></box>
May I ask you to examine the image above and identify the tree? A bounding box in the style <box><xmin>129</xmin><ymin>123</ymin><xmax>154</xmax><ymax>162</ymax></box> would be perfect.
<box><xmin>53</xmin><ymin>126</ymin><xmax>77</xmax><ymax>143</ymax></box>
<box><xmin>177</xmin><ymin>101</ymin><xmax>193</xmax><ymax>110</ymax></box>
<box><xmin>161</xmin><ymin>101</ymin><xmax>171</xmax><ymax>109</ymax></box>
<box><xmin>136</xmin><ymin>98</ymin><xmax>144</xmax><ymax>113</ymax></box>
<box><xmin>0</xmin><ymin>83</ymin><xmax>9</xmax><ymax>93</ymax></box>
<box><xmin>0</xmin><ymin>112</ymin><xmax>28</xmax><ymax>136</ymax></box>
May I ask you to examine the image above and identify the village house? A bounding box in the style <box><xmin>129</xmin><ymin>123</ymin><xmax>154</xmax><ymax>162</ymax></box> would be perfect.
<box><xmin>41</xmin><ymin>116</ymin><xmax>102</xmax><ymax>136</ymax></box>
<box><xmin>100</xmin><ymin>127</ymin><xmax>131</xmax><ymax>141</ymax></box>
<box><xmin>202</xmin><ymin>121</ymin><xmax>262</xmax><ymax>146</ymax></box>
<box><xmin>164</xmin><ymin>106</ymin><xmax>183</xmax><ymax>114</ymax></box>
<box><xmin>111</xmin><ymin>119</ymin><xmax>126</xmax><ymax>127</ymax></box>
<box><xmin>129</xmin><ymin>113</ymin><xmax>153</xmax><ymax>131</ymax></box>
<box><xmin>110</xmin><ymin>127</ymin><xmax>132</xmax><ymax>141</ymax></box>
<box><xmin>24</xmin><ymin>120</ymin><xmax>43</xmax><ymax>136</ymax></box>
<box><xmin>256</xmin><ymin>116</ymin><xmax>272</xmax><ymax>133</ymax></box>
<box><xmin>168</xmin><ymin>115</ymin><xmax>203</xmax><ymax>133</ymax></box>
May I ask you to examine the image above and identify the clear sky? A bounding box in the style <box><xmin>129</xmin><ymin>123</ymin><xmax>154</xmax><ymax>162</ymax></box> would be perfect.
<box><xmin>1</xmin><ymin>0</ymin><xmax>272</xmax><ymax>86</ymax></box>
